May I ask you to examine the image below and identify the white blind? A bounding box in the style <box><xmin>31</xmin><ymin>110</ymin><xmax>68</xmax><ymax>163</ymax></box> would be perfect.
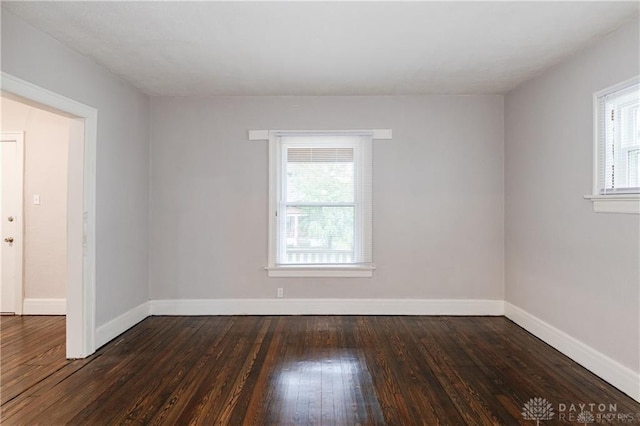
<box><xmin>275</xmin><ymin>133</ymin><xmax>372</xmax><ymax>266</ymax></box>
<box><xmin>597</xmin><ymin>81</ymin><xmax>640</xmax><ymax>194</ymax></box>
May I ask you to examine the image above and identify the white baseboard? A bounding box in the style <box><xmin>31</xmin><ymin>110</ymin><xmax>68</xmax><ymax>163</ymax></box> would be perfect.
<box><xmin>95</xmin><ymin>302</ymin><xmax>150</xmax><ymax>349</ymax></box>
<box><xmin>505</xmin><ymin>302</ymin><xmax>640</xmax><ymax>403</ymax></box>
<box><xmin>150</xmin><ymin>298</ymin><xmax>505</xmax><ymax>316</ymax></box>
<box><xmin>22</xmin><ymin>298</ymin><xmax>66</xmax><ymax>315</ymax></box>
<box><xmin>88</xmin><ymin>298</ymin><xmax>639</xmax><ymax>402</ymax></box>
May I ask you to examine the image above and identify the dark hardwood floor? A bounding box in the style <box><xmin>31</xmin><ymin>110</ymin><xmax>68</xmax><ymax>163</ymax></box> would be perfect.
<box><xmin>1</xmin><ymin>315</ymin><xmax>638</xmax><ymax>425</ymax></box>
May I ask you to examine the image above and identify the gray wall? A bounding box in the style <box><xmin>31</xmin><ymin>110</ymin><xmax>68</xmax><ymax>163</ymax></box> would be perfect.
<box><xmin>1</xmin><ymin>11</ymin><xmax>150</xmax><ymax>326</ymax></box>
<box><xmin>150</xmin><ymin>95</ymin><xmax>504</xmax><ymax>300</ymax></box>
<box><xmin>505</xmin><ymin>18</ymin><xmax>640</xmax><ymax>372</ymax></box>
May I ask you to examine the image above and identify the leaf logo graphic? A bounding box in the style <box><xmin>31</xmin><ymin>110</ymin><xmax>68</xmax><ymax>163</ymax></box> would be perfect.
<box><xmin>577</xmin><ymin>410</ymin><xmax>595</xmax><ymax>425</ymax></box>
<box><xmin>522</xmin><ymin>397</ymin><xmax>555</xmax><ymax>425</ymax></box>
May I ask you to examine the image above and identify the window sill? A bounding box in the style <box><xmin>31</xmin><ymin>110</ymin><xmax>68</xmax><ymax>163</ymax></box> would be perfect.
<box><xmin>584</xmin><ymin>194</ymin><xmax>640</xmax><ymax>214</ymax></box>
<box><xmin>266</xmin><ymin>265</ymin><xmax>375</xmax><ymax>278</ymax></box>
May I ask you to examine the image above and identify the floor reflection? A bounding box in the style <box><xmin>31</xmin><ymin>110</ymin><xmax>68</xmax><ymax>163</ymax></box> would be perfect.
<box><xmin>269</xmin><ymin>351</ymin><xmax>384</xmax><ymax>425</ymax></box>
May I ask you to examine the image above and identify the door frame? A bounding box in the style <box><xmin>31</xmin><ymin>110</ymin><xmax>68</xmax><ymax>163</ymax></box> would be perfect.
<box><xmin>0</xmin><ymin>132</ymin><xmax>25</xmax><ymax>315</ymax></box>
<box><xmin>2</xmin><ymin>72</ymin><xmax>97</xmax><ymax>358</ymax></box>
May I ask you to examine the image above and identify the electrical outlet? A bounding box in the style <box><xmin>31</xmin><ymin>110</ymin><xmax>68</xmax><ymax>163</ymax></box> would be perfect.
<box><xmin>277</xmin><ymin>288</ymin><xmax>284</xmax><ymax>298</ymax></box>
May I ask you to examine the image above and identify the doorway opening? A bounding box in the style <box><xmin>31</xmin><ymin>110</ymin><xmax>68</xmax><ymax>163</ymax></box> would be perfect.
<box><xmin>1</xmin><ymin>97</ymin><xmax>72</xmax><ymax>318</ymax></box>
<box><xmin>1</xmin><ymin>73</ymin><xmax>97</xmax><ymax>358</ymax></box>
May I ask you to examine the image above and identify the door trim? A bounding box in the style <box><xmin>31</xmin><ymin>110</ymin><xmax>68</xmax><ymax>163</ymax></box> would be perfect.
<box><xmin>0</xmin><ymin>132</ymin><xmax>24</xmax><ymax>315</ymax></box>
<box><xmin>1</xmin><ymin>72</ymin><xmax>97</xmax><ymax>358</ymax></box>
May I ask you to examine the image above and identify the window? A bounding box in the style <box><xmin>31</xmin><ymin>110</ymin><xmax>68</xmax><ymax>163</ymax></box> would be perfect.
<box><xmin>587</xmin><ymin>77</ymin><xmax>640</xmax><ymax>214</ymax></box>
<box><xmin>597</xmin><ymin>80</ymin><xmax>640</xmax><ymax>194</ymax></box>
<box><xmin>267</xmin><ymin>131</ymin><xmax>374</xmax><ymax>277</ymax></box>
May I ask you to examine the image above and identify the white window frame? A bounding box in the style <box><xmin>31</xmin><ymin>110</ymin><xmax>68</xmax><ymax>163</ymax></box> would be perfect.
<box><xmin>585</xmin><ymin>76</ymin><xmax>640</xmax><ymax>214</ymax></box>
<box><xmin>249</xmin><ymin>129</ymin><xmax>391</xmax><ymax>278</ymax></box>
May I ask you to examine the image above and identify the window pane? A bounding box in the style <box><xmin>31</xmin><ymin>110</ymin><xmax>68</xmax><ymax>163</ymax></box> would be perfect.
<box><xmin>271</xmin><ymin>133</ymin><xmax>373</xmax><ymax>270</ymax></box>
<box><xmin>602</xmin><ymin>83</ymin><xmax>640</xmax><ymax>192</ymax></box>
<box><xmin>285</xmin><ymin>206</ymin><xmax>354</xmax><ymax>264</ymax></box>
<box><xmin>629</xmin><ymin>149</ymin><xmax>640</xmax><ymax>187</ymax></box>
<box><xmin>632</xmin><ymin>108</ymin><xmax>640</xmax><ymax>187</ymax></box>
<box><xmin>286</xmin><ymin>148</ymin><xmax>354</xmax><ymax>203</ymax></box>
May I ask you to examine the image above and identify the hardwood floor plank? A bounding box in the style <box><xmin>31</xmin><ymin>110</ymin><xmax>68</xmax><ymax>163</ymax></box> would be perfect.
<box><xmin>233</xmin><ymin>316</ymin><xmax>290</xmax><ymax>426</ymax></box>
<box><xmin>116</xmin><ymin>317</ymin><xmax>234</xmax><ymax>424</ymax></box>
<box><xmin>2</xmin><ymin>315</ymin><xmax>639</xmax><ymax>425</ymax></box>
<box><xmin>145</xmin><ymin>317</ymin><xmax>243</xmax><ymax>424</ymax></box>
<box><xmin>0</xmin><ymin>316</ymin><xmax>68</xmax><ymax>405</ymax></box>
<box><xmin>413</xmin><ymin>318</ymin><xmax>526</xmax><ymax>423</ymax></box>
<box><xmin>69</xmin><ymin>317</ymin><xmax>217</xmax><ymax>424</ymax></box>
<box><xmin>355</xmin><ymin>316</ymin><xmax>426</xmax><ymax>424</ymax></box>
<box><xmin>178</xmin><ymin>316</ymin><xmax>267</xmax><ymax>425</ymax></box>
<box><xmin>373</xmin><ymin>317</ymin><xmax>463</xmax><ymax>424</ymax></box>
<box><xmin>340</xmin><ymin>316</ymin><xmax>385</xmax><ymax>425</ymax></box>
<box><xmin>9</xmin><ymin>317</ymin><xmax>183</xmax><ymax>424</ymax></box>
<box><xmin>212</xmin><ymin>317</ymin><xmax>273</xmax><ymax>424</ymax></box>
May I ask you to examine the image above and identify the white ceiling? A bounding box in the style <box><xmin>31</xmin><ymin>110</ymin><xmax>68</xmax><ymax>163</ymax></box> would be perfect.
<box><xmin>3</xmin><ymin>2</ymin><xmax>638</xmax><ymax>96</ymax></box>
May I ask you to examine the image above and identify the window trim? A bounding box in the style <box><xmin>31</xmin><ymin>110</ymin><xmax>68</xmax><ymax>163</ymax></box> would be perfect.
<box><xmin>253</xmin><ymin>129</ymin><xmax>391</xmax><ymax>278</ymax></box>
<box><xmin>264</xmin><ymin>265</ymin><xmax>376</xmax><ymax>278</ymax></box>
<box><xmin>586</xmin><ymin>76</ymin><xmax>640</xmax><ymax>214</ymax></box>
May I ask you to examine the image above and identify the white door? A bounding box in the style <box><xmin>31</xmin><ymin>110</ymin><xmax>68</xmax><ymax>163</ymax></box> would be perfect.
<box><xmin>0</xmin><ymin>132</ymin><xmax>24</xmax><ymax>314</ymax></box>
